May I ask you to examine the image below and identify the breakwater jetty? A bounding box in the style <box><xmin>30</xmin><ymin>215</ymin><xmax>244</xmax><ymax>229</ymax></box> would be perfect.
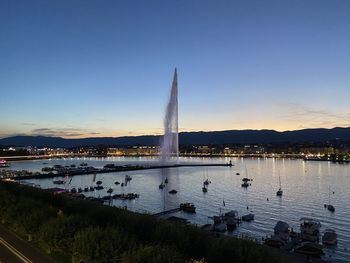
<box><xmin>1</xmin><ymin>162</ymin><xmax>233</xmax><ymax>180</ymax></box>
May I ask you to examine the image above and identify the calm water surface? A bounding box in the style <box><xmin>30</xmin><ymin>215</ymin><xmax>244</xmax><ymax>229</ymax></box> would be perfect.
<box><xmin>7</xmin><ymin>157</ymin><xmax>350</xmax><ymax>262</ymax></box>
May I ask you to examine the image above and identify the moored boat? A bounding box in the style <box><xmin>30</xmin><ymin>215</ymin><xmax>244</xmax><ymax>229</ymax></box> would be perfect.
<box><xmin>53</xmin><ymin>179</ymin><xmax>65</xmax><ymax>184</ymax></box>
<box><xmin>125</xmin><ymin>175</ymin><xmax>132</xmax><ymax>181</ymax></box>
<box><xmin>276</xmin><ymin>172</ymin><xmax>283</xmax><ymax>196</ymax></box>
<box><xmin>242</xmin><ymin>213</ymin><xmax>255</xmax><ymax>222</ymax></box>
<box><xmin>0</xmin><ymin>160</ymin><xmax>10</xmax><ymax>168</ymax></box>
<box><xmin>322</xmin><ymin>229</ymin><xmax>337</xmax><ymax>245</ymax></box>
<box><xmin>180</xmin><ymin>203</ymin><xmax>196</xmax><ymax>213</ymax></box>
<box><xmin>294</xmin><ymin>242</ymin><xmax>324</xmax><ymax>257</ymax></box>
<box><xmin>300</xmin><ymin>218</ymin><xmax>321</xmax><ymax>242</ymax></box>
<box><xmin>203</xmin><ymin>179</ymin><xmax>211</xmax><ymax>186</ymax></box>
<box><xmin>241</xmin><ymin>181</ymin><xmax>249</xmax><ymax>188</ymax></box>
<box><xmin>95</xmin><ymin>185</ymin><xmax>104</xmax><ymax>190</ymax></box>
<box><xmin>264</xmin><ymin>235</ymin><xmax>285</xmax><ymax>248</ymax></box>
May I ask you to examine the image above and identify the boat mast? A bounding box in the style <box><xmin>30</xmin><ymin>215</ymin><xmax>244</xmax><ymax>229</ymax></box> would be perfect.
<box><xmin>278</xmin><ymin>171</ymin><xmax>282</xmax><ymax>189</ymax></box>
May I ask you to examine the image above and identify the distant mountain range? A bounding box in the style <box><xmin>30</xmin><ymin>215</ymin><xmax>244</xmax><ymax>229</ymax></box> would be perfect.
<box><xmin>1</xmin><ymin>127</ymin><xmax>350</xmax><ymax>147</ymax></box>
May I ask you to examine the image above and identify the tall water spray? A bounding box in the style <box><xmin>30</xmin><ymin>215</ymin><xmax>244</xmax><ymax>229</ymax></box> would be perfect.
<box><xmin>161</xmin><ymin>68</ymin><xmax>179</xmax><ymax>163</ymax></box>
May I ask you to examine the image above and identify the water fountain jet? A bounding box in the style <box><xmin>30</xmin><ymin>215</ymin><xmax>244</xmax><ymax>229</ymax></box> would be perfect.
<box><xmin>161</xmin><ymin>68</ymin><xmax>179</xmax><ymax>163</ymax></box>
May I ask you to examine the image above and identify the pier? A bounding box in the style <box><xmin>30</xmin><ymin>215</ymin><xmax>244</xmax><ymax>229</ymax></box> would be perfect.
<box><xmin>2</xmin><ymin>163</ymin><xmax>233</xmax><ymax>180</ymax></box>
<box><xmin>152</xmin><ymin>208</ymin><xmax>181</xmax><ymax>216</ymax></box>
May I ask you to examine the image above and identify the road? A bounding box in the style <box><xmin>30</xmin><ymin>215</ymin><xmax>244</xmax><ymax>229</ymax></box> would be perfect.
<box><xmin>0</xmin><ymin>226</ymin><xmax>55</xmax><ymax>263</ymax></box>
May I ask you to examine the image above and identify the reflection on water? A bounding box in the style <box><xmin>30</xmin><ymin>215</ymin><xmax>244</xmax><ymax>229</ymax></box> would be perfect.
<box><xmin>9</xmin><ymin>156</ymin><xmax>350</xmax><ymax>262</ymax></box>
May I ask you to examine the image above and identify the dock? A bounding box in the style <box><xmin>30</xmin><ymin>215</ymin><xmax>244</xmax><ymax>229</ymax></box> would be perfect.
<box><xmin>152</xmin><ymin>208</ymin><xmax>181</xmax><ymax>216</ymax></box>
<box><xmin>9</xmin><ymin>162</ymin><xmax>233</xmax><ymax>180</ymax></box>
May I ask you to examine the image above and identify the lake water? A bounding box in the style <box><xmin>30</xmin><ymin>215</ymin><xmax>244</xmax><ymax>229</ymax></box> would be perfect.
<box><xmin>5</xmin><ymin>157</ymin><xmax>350</xmax><ymax>262</ymax></box>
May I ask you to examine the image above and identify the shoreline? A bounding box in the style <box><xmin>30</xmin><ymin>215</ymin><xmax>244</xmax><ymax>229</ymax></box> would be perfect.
<box><xmin>1</xmin><ymin>154</ymin><xmax>349</xmax><ymax>164</ymax></box>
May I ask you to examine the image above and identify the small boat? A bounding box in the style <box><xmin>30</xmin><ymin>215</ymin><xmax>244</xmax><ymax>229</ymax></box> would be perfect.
<box><xmin>80</xmin><ymin>162</ymin><xmax>88</xmax><ymax>166</ymax></box>
<box><xmin>169</xmin><ymin>189</ymin><xmax>177</xmax><ymax>194</ymax></box>
<box><xmin>242</xmin><ymin>213</ymin><xmax>255</xmax><ymax>222</ymax></box>
<box><xmin>165</xmin><ymin>178</ymin><xmax>168</xmax><ymax>184</ymax></box>
<box><xmin>236</xmin><ymin>172</ymin><xmax>240</xmax><ymax>175</ymax></box>
<box><xmin>107</xmin><ymin>188</ymin><xmax>113</xmax><ymax>194</ymax></box>
<box><xmin>322</xmin><ymin>229</ymin><xmax>337</xmax><ymax>245</ymax></box>
<box><xmin>159</xmin><ymin>183</ymin><xmax>165</xmax><ymax>189</ymax></box>
<box><xmin>83</xmin><ymin>187</ymin><xmax>89</xmax><ymax>192</ymax></box>
<box><xmin>115</xmin><ymin>181</ymin><xmax>120</xmax><ymax>185</ymax></box>
<box><xmin>53</xmin><ymin>180</ymin><xmax>65</xmax><ymax>184</ymax></box>
<box><xmin>89</xmin><ymin>186</ymin><xmax>94</xmax><ymax>191</ymax></box>
<box><xmin>325</xmin><ymin>186</ymin><xmax>335</xmax><ymax>212</ymax></box>
<box><xmin>276</xmin><ymin>172</ymin><xmax>283</xmax><ymax>196</ymax></box>
<box><xmin>125</xmin><ymin>175</ymin><xmax>132</xmax><ymax>181</ymax></box>
<box><xmin>203</xmin><ymin>179</ymin><xmax>211</xmax><ymax>186</ymax></box>
<box><xmin>276</xmin><ymin>188</ymin><xmax>283</xmax><ymax>196</ymax></box>
<box><xmin>294</xmin><ymin>242</ymin><xmax>324</xmax><ymax>257</ymax></box>
<box><xmin>327</xmin><ymin>204</ymin><xmax>335</xmax><ymax>212</ymax></box>
<box><xmin>0</xmin><ymin>160</ymin><xmax>10</xmax><ymax>168</ymax></box>
<box><xmin>300</xmin><ymin>218</ymin><xmax>321</xmax><ymax>242</ymax></box>
<box><xmin>78</xmin><ymin>188</ymin><xmax>83</xmax><ymax>193</ymax></box>
<box><xmin>96</xmin><ymin>180</ymin><xmax>102</xmax><ymax>186</ymax></box>
<box><xmin>121</xmin><ymin>183</ymin><xmax>124</xmax><ymax>187</ymax></box>
<box><xmin>264</xmin><ymin>235</ymin><xmax>285</xmax><ymax>248</ymax></box>
<box><xmin>202</xmin><ymin>186</ymin><xmax>208</xmax><ymax>193</ymax></box>
<box><xmin>94</xmin><ymin>185</ymin><xmax>104</xmax><ymax>190</ymax></box>
<box><xmin>180</xmin><ymin>203</ymin><xmax>196</xmax><ymax>213</ymax></box>
<box><xmin>242</xmin><ymin>178</ymin><xmax>252</xmax><ymax>182</ymax></box>
<box><xmin>241</xmin><ymin>182</ymin><xmax>249</xmax><ymax>188</ymax></box>
<box><xmin>70</xmin><ymin>188</ymin><xmax>77</xmax><ymax>193</ymax></box>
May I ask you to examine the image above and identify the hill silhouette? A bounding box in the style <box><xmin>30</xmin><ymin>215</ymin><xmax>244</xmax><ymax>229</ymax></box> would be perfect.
<box><xmin>1</xmin><ymin>127</ymin><xmax>350</xmax><ymax>147</ymax></box>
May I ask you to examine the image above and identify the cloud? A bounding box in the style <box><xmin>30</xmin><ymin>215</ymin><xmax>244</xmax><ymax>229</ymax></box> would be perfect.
<box><xmin>277</xmin><ymin>103</ymin><xmax>350</xmax><ymax>129</ymax></box>
<box><xmin>21</xmin><ymin>122</ymin><xmax>36</xmax><ymax>126</ymax></box>
<box><xmin>30</xmin><ymin>128</ymin><xmax>100</xmax><ymax>138</ymax></box>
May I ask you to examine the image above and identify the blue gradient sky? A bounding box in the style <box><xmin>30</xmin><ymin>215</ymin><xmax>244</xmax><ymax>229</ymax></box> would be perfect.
<box><xmin>1</xmin><ymin>0</ymin><xmax>350</xmax><ymax>138</ymax></box>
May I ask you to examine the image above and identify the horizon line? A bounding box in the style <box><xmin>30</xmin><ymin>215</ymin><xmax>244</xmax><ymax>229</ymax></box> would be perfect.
<box><xmin>1</xmin><ymin>125</ymin><xmax>350</xmax><ymax>140</ymax></box>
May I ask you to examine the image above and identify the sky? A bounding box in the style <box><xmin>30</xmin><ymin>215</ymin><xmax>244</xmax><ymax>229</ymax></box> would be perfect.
<box><xmin>1</xmin><ymin>0</ymin><xmax>350</xmax><ymax>138</ymax></box>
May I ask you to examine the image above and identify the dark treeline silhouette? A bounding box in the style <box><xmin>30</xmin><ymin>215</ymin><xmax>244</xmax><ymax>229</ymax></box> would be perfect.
<box><xmin>0</xmin><ymin>181</ymin><xmax>287</xmax><ymax>263</ymax></box>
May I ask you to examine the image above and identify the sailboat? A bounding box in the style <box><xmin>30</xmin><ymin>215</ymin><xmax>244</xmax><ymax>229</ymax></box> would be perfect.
<box><xmin>326</xmin><ymin>187</ymin><xmax>335</xmax><ymax>212</ymax></box>
<box><xmin>202</xmin><ymin>168</ymin><xmax>209</xmax><ymax>192</ymax></box>
<box><xmin>276</xmin><ymin>172</ymin><xmax>283</xmax><ymax>196</ymax></box>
